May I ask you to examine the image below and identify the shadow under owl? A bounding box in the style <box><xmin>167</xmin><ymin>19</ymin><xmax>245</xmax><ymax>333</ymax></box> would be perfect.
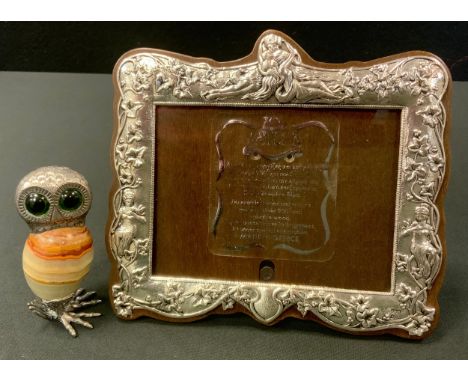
<box><xmin>15</xmin><ymin>166</ymin><xmax>101</xmax><ymax>337</ymax></box>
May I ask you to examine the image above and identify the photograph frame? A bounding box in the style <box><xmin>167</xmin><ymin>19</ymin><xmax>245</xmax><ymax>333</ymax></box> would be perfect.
<box><xmin>107</xmin><ymin>29</ymin><xmax>451</xmax><ymax>339</ymax></box>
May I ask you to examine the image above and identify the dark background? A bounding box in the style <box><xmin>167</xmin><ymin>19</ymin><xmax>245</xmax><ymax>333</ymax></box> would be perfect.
<box><xmin>1</xmin><ymin>22</ymin><xmax>468</xmax><ymax>80</ymax></box>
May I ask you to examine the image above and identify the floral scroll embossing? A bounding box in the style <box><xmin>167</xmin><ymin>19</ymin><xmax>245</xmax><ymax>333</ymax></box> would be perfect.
<box><xmin>110</xmin><ymin>32</ymin><xmax>449</xmax><ymax>337</ymax></box>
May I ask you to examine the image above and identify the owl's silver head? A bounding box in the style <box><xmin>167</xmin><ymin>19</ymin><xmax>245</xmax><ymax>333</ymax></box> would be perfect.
<box><xmin>15</xmin><ymin>166</ymin><xmax>92</xmax><ymax>233</ymax></box>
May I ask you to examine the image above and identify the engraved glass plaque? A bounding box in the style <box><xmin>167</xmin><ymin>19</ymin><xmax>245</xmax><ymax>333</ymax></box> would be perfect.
<box><xmin>209</xmin><ymin>114</ymin><xmax>338</xmax><ymax>261</ymax></box>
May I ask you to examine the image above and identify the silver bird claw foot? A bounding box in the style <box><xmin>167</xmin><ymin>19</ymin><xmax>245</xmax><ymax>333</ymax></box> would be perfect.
<box><xmin>27</xmin><ymin>288</ymin><xmax>102</xmax><ymax>337</ymax></box>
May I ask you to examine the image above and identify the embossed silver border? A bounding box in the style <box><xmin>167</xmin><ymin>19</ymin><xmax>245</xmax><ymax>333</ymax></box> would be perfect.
<box><xmin>109</xmin><ymin>31</ymin><xmax>450</xmax><ymax>337</ymax></box>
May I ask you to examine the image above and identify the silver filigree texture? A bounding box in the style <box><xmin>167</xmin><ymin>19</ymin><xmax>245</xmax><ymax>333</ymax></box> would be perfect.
<box><xmin>16</xmin><ymin>166</ymin><xmax>92</xmax><ymax>233</ymax></box>
<box><xmin>109</xmin><ymin>32</ymin><xmax>449</xmax><ymax>337</ymax></box>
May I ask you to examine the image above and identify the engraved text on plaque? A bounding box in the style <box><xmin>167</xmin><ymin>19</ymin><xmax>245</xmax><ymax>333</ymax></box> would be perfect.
<box><xmin>209</xmin><ymin>115</ymin><xmax>338</xmax><ymax>261</ymax></box>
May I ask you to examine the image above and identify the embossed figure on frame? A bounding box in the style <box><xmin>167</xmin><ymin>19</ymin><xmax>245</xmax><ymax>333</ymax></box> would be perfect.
<box><xmin>210</xmin><ymin>116</ymin><xmax>338</xmax><ymax>260</ymax></box>
<box><xmin>111</xmin><ymin>189</ymin><xmax>146</xmax><ymax>258</ymax></box>
<box><xmin>202</xmin><ymin>34</ymin><xmax>347</xmax><ymax>103</ymax></box>
<box><xmin>400</xmin><ymin>204</ymin><xmax>440</xmax><ymax>283</ymax></box>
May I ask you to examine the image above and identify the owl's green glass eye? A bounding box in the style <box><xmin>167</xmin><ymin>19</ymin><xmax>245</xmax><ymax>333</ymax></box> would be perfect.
<box><xmin>59</xmin><ymin>188</ymin><xmax>83</xmax><ymax>211</ymax></box>
<box><xmin>25</xmin><ymin>193</ymin><xmax>50</xmax><ymax>216</ymax></box>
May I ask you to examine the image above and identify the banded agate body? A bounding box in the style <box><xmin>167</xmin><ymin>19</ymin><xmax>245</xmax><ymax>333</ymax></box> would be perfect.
<box><xmin>22</xmin><ymin>226</ymin><xmax>94</xmax><ymax>301</ymax></box>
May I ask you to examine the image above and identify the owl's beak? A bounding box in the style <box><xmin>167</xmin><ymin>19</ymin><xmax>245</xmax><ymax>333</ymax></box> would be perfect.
<box><xmin>50</xmin><ymin>207</ymin><xmax>64</xmax><ymax>223</ymax></box>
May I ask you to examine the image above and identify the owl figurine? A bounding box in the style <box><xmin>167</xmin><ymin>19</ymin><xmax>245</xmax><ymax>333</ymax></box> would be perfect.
<box><xmin>15</xmin><ymin>166</ymin><xmax>101</xmax><ymax>337</ymax></box>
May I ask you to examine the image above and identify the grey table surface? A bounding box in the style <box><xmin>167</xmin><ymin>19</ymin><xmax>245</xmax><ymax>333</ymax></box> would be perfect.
<box><xmin>0</xmin><ymin>72</ymin><xmax>467</xmax><ymax>360</ymax></box>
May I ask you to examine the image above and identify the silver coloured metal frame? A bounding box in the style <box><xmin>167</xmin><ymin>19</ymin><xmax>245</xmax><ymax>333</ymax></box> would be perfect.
<box><xmin>109</xmin><ymin>31</ymin><xmax>450</xmax><ymax>337</ymax></box>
